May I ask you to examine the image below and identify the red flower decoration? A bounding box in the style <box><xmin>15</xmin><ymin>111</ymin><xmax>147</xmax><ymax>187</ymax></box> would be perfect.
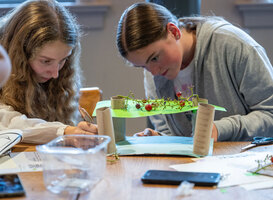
<box><xmin>145</xmin><ymin>104</ymin><xmax>152</xmax><ymax>111</ymax></box>
<box><xmin>179</xmin><ymin>100</ymin><xmax>185</xmax><ymax>107</ymax></box>
<box><xmin>176</xmin><ymin>91</ymin><xmax>182</xmax><ymax>98</ymax></box>
<box><xmin>135</xmin><ymin>104</ymin><xmax>141</xmax><ymax>109</ymax></box>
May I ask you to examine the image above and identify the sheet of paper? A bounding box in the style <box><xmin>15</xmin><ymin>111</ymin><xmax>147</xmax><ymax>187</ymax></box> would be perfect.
<box><xmin>175</xmin><ymin>186</ymin><xmax>266</xmax><ymax>200</ymax></box>
<box><xmin>0</xmin><ymin>155</ymin><xmax>19</xmax><ymax>174</ymax></box>
<box><xmin>116</xmin><ymin>136</ymin><xmax>213</xmax><ymax>157</ymax></box>
<box><xmin>248</xmin><ymin>163</ymin><xmax>273</xmax><ymax>177</ymax></box>
<box><xmin>170</xmin><ymin>151</ymin><xmax>273</xmax><ymax>188</ymax></box>
<box><xmin>0</xmin><ymin>152</ymin><xmax>42</xmax><ymax>174</ymax></box>
<box><xmin>240</xmin><ymin>180</ymin><xmax>273</xmax><ymax>190</ymax></box>
<box><xmin>11</xmin><ymin>152</ymin><xmax>43</xmax><ymax>172</ymax></box>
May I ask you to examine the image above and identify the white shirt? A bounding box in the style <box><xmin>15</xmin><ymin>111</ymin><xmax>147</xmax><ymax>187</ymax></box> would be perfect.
<box><xmin>0</xmin><ymin>103</ymin><xmax>67</xmax><ymax>144</ymax></box>
<box><xmin>173</xmin><ymin>61</ymin><xmax>194</xmax><ymax>98</ymax></box>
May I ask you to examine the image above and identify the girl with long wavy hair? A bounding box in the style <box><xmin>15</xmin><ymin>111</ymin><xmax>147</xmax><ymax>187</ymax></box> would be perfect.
<box><xmin>0</xmin><ymin>0</ymin><xmax>97</xmax><ymax>143</ymax></box>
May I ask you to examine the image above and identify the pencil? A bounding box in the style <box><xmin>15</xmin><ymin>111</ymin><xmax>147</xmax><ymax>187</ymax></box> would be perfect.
<box><xmin>78</xmin><ymin>106</ymin><xmax>94</xmax><ymax>123</ymax></box>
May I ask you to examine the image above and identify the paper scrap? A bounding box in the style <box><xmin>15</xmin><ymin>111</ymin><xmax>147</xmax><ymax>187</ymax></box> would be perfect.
<box><xmin>170</xmin><ymin>151</ymin><xmax>273</xmax><ymax>188</ymax></box>
<box><xmin>0</xmin><ymin>152</ymin><xmax>42</xmax><ymax>174</ymax></box>
<box><xmin>116</xmin><ymin>136</ymin><xmax>213</xmax><ymax>156</ymax></box>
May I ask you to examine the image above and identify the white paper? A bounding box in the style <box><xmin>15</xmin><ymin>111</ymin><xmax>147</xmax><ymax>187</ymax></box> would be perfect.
<box><xmin>240</xmin><ymin>180</ymin><xmax>273</xmax><ymax>190</ymax></box>
<box><xmin>0</xmin><ymin>155</ymin><xmax>18</xmax><ymax>174</ymax></box>
<box><xmin>170</xmin><ymin>151</ymin><xmax>273</xmax><ymax>188</ymax></box>
<box><xmin>0</xmin><ymin>152</ymin><xmax>42</xmax><ymax>174</ymax></box>
<box><xmin>11</xmin><ymin>152</ymin><xmax>43</xmax><ymax>172</ymax></box>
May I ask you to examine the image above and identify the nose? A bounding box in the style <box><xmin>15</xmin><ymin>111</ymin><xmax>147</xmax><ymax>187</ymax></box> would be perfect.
<box><xmin>49</xmin><ymin>64</ymin><xmax>59</xmax><ymax>79</ymax></box>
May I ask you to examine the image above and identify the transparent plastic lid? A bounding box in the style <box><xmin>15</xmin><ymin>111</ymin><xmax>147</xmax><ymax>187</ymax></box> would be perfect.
<box><xmin>36</xmin><ymin>135</ymin><xmax>111</xmax><ymax>155</ymax></box>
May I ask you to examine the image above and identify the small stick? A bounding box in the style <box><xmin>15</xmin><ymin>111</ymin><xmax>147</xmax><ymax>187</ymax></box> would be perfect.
<box><xmin>78</xmin><ymin>106</ymin><xmax>94</xmax><ymax>123</ymax></box>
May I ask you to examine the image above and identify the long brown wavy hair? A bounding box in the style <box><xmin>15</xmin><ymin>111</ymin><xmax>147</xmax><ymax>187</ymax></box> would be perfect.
<box><xmin>0</xmin><ymin>0</ymin><xmax>82</xmax><ymax>125</ymax></box>
<box><xmin>116</xmin><ymin>2</ymin><xmax>201</xmax><ymax>58</ymax></box>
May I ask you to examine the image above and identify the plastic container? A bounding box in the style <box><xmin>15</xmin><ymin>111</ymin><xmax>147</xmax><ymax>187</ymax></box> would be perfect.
<box><xmin>36</xmin><ymin>135</ymin><xmax>110</xmax><ymax>194</ymax></box>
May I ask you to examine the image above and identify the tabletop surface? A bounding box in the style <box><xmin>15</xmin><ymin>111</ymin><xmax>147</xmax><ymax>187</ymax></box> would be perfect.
<box><xmin>4</xmin><ymin>142</ymin><xmax>273</xmax><ymax>200</ymax></box>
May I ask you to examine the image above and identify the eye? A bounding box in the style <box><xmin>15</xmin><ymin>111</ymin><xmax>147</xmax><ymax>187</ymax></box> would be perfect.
<box><xmin>41</xmin><ymin>59</ymin><xmax>52</xmax><ymax>65</ymax></box>
<box><xmin>151</xmin><ymin>55</ymin><xmax>159</xmax><ymax>62</ymax></box>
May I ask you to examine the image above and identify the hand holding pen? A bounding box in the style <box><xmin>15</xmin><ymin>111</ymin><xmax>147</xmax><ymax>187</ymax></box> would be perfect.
<box><xmin>77</xmin><ymin>106</ymin><xmax>98</xmax><ymax>134</ymax></box>
<box><xmin>63</xmin><ymin>106</ymin><xmax>98</xmax><ymax>135</ymax></box>
<box><xmin>79</xmin><ymin>106</ymin><xmax>94</xmax><ymax>123</ymax></box>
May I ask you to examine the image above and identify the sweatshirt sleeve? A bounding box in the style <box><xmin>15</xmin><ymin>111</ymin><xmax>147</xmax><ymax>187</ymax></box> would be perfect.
<box><xmin>0</xmin><ymin>103</ymin><xmax>68</xmax><ymax>144</ymax></box>
<box><xmin>143</xmin><ymin>70</ymin><xmax>171</xmax><ymax>135</ymax></box>
<box><xmin>215</xmin><ymin>44</ymin><xmax>273</xmax><ymax>141</ymax></box>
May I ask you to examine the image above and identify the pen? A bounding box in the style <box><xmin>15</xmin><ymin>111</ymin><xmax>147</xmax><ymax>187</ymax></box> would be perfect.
<box><xmin>143</xmin><ymin>129</ymin><xmax>152</xmax><ymax>136</ymax></box>
<box><xmin>78</xmin><ymin>106</ymin><xmax>94</xmax><ymax>123</ymax></box>
<box><xmin>241</xmin><ymin>136</ymin><xmax>273</xmax><ymax>152</ymax></box>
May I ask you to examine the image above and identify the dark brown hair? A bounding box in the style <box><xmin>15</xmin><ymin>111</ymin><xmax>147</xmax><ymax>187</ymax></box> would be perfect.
<box><xmin>116</xmin><ymin>2</ymin><xmax>199</xmax><ymax>58</ymax></box>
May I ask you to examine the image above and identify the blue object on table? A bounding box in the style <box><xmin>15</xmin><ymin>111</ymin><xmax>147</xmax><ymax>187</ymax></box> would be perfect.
<box><xmin>241</xmin><ymin>136</ymin><xmax>273</xmax><ymax>151</ymax></box>
<box><xmin>116</xmin><ymin>136</ymin><xmax>214</xmax><ymax>157</ymax></box>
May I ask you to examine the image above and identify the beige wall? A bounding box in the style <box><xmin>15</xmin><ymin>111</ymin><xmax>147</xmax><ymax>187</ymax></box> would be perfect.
<box><xmin>80</xmin><ymin>0</ymin><xmax>146</xmax><ymax>134</ymax></box>
<box><xmin>80</xmin><ymin>0</ymin><xmax>273</xmax><ymax>134</ymax></box>
<box><xmin>201</xmin><ymin>0</ymin><xmax>273</xmax><ymax>62</ymax></box>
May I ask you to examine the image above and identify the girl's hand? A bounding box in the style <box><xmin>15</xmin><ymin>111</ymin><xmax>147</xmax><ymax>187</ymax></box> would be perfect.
<box><xmin>211</xmin><ymin>124</ymin><xmax>218</xmax><ymax>142</ymax></box>
<box><xmin>64</xmin><ymin>121</ymin><xmax>98</xmax><ymax>135</ymax></box>
<box><xmin>134</xmin><ymin>128</ymin><xmax>159</xmax><ymax>137</ymax></box>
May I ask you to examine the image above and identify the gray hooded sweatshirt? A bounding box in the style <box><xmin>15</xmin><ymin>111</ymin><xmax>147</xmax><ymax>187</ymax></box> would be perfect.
<box><xmin>144</xmin><ymin>17</ymin><xmax>273</xmax><ymax>141</ymax></box>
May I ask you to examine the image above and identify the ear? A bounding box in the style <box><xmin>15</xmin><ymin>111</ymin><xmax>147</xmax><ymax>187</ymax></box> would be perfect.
<box><xmin>166</xmin><ymin>22</ymin><xmax>181</xmax><ymax>40</ymax></box>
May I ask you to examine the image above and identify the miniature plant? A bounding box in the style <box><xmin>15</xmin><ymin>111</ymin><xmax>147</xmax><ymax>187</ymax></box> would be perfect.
<box><xmin>107</xmin><ymin>151</ymin><xmax>120</xmax><ymax>163</ymax></box>
<box><xmin>116</xmin><ymin>86</ymin><xmax>199</xmax><ymax>112</ymax></box>
<box><xmin>254</xmin><ymin>154</ymin><xmax>273</xmax><ymax>173</ymax></box>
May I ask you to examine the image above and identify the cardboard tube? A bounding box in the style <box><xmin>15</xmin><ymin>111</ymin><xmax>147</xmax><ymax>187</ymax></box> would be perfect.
<box><xmin>192</xmin><ymin>97</ymin><xmax>208</xmax><ymax>107</ymax></box>
<box><xmin>96</xmin><ymin>107</ymin><xmax>116</xmax><ymax>154</ymax></box>
<box><xmin>191</xmin><ymin>98</ymin><xmax>208</xmax><ymax>136</ymax></box>
<box><xmin>193</xmin><ymin>103</ymin><xmax>215</xmax><ymax>156</ymax></box>
<box><xmin>112</xmin><ymin>117</ymin><xmax>126</xmax><ymax>143</ymax></box>
<box><xmin>111</xmin><ymin>96</ymin><xmax>125</xmax><ymax>109</ymax></box>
